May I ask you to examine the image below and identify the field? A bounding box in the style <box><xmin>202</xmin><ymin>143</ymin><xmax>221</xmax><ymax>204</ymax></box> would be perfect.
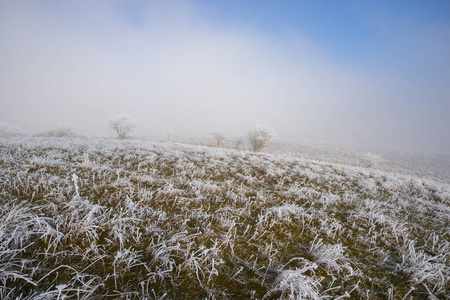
<box><xmin>0</xmin><ymin>137</ymin><xmax>449</xmax><ymax>299</ymax></box>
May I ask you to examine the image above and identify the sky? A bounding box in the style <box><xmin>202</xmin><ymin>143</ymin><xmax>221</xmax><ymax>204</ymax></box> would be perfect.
<box><xmin>1</xmin><ymin>0</ymin><xmax>449</xmax><ymax>153</ymax></box>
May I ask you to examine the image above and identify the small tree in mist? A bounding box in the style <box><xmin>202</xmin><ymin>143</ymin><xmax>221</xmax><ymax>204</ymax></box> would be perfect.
<box><xmin>364</xmin><ymin>152</ymin><xmax>383</xmax><ymax>168</ymax></box>
<box><xmin>109</xmin><ymin>115</ymin><xmax>137</xmax><ymax>139</ymax></box>
<box><xmin>233</xmin><ymin>137</ymin><xmax>245</xmax><ymax>150</ymax></box>
<box><xmin>247</xmin><ymin>124</ymin><xmax>276</xmax><ymax>152</ymax></box>
<box><xmin>0</xmin><ymin>122</ymin><xmax>24</xmax><ymax>137</ymax></box>
<box><xmin>165</xmin><ymin>127</ymin><xmax>174</xmax><ymax>141</ymax></box>
<box><xmin>211</xmin><ymin>131</ymin><xmax>226</xmax><ymax>147</ymax></box>
<box><xmin>38</xmin><ymin>122</ymin><xmax>74</xmax><ymax>137</ymax></box>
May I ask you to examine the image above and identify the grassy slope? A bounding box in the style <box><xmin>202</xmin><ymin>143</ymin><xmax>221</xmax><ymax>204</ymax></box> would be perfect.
<box><xmin>0</xmin><ymin>137</ymin><xmax>449</xmax><ymax>299</ymax></box>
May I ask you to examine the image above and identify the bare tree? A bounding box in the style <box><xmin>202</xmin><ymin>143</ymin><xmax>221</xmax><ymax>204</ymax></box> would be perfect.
<box><xmin>233</xmin><ymin>137</ymin><xmax>245</xmax><ymax>150</ymax></box>
<box><xmin>363</xmin><ymin>152</ymin><xmax>383</xmax><ymax>168</ymax></box>
<box><xmin>165</xmin><ymin>127</ymin><xmax>174</xmax><ymax>141</ymax></box>
<box><xmin>211</xmin><ymin>131</ymin><xmax>226</xmax><ymax>147</ymax></box>
<box><xmin>0</xmin><ymin>122</ymin><xmax>24</xmax><ymax>137</ymax></box>
<box><xmin>109</xmin><ymin>115</ymin><xmax>137</xmax><ymax>139</ymax></box>
<box><xmin>38</xmin><ymin>122</ymin><xmax>74</xmax><ymax>137</ymax></box>
<box><xmin>247</xmin><ymin>124</ymin><xmax>276</xmax><ymax>152</ymax></box>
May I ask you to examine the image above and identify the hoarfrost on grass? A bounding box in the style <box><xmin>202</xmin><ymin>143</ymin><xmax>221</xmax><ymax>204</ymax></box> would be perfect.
<box><xmin>0</xmin><ymin>136</ymin><xmax>448</xmax><ymax>299</ymax></box>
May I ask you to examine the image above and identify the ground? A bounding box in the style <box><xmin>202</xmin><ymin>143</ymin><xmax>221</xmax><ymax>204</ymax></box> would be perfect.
<box><xmin>0</xmin><ymin>137</ymin><xmax>449</xmax><ymax>299</ymax></box>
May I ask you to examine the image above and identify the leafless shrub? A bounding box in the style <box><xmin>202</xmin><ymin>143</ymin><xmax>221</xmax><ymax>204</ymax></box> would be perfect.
<box><xmin>109</xmin><ymin>115</ymin><xmax>137</xmax><ymax>139</ymax></box>
<box><xmin>211</xmin><ymin>131</ymin><xmax>226</xmax><ymax>148</ymax></box>
<box><xmin>37</xmin><ymin>122</ymin><xmax>75</xmax><ymax>137</ymax></box>
<box><xmin>0</xmin><ymin>122</ymin><xmax>24</xmax><ymax>137</ymax></box>
<box><xmin>363</xmin><ymin>152</ymin><xmax>383</xmax><ymax>168</ymax></box>
<box><xmin>247</xmin><ymin>124</ymin><xmax>276</xmax><ymax>152</ymax></box>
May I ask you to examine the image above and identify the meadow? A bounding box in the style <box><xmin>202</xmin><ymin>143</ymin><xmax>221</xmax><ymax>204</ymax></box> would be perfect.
<box><xmin>0</xmin><ymin>137</ymin><xmax>449</xmax><ymax>299</ymax></box>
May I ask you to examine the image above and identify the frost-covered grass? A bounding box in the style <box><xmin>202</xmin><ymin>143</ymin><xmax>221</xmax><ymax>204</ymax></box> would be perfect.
<box><xmin>0</xmin><ymin>137</ymin><xmax>449</xmax><ymax>299</ymax></box>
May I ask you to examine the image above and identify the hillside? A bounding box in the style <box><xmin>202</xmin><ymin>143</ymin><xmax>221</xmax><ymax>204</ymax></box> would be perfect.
<box><xmin>0</xmin><ymin>137</ymin><xmax>449</xmax><ymax>299</ymax></box>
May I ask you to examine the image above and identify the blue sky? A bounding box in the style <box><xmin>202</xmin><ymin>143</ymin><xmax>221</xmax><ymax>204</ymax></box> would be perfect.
<box><xmin>122</xmin><ymin>0</ymin><xmax>450</xmax><ymax>64</ymax></box>
<box><xmin>0</xmin><ymin>0</ymin><xmax>449</xmax><ymax>153</ymax></box>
